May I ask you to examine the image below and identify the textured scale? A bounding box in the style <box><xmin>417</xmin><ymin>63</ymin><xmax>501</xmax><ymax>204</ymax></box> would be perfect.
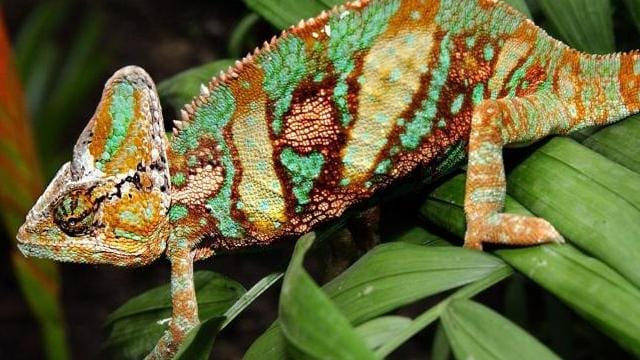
<box><xmin>16</xmin><ymin>0</ymin><xmax>640</xmax><ymax>357</ymax></box>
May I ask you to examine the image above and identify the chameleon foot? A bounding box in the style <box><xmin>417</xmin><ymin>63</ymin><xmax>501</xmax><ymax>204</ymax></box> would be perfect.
<box><xmin>464</xmin><ymin>213</ymin><xmax>565</xmax><ymax>250</ymax></box>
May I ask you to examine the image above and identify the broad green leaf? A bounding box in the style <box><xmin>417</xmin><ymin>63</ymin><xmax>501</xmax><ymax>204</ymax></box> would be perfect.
<box><xmin>431</xmin><ymin>324</ymin><xmax>451</xmax><ymax>360</ymax></box>
<box><xmin>422</xmin><ymin>173</ymin><xmax>640</xmax><ymax>355</ymax></box>
<box><xmin>355</xmin><ymin>316</ymin><xmax>412</xmax><ymax>351</ymax></box>
<box><xmin>374</xmin><ymin>265</ymin><xmax>512</xmax><ymax>358</ymax></box>
<box><xmin>324</xmin><ymin>243</ymin><xmax>507</xmax><ymax>324</ymax></box>
<box><xmin>246</xmin><ymin>240</ymin><xmax>509</xmax><ymax>359</ymax></box>
<box><xmin>243</xmin><ymin>0</ymin><xmax>341</xmax><ymax>30</ymax></box>
<box><xmin>105</xmin><ymin>271</ymin><xmax>245</xmax><ymax>360</ymax></box>
<box><xmin>441</xmin><ymin>299</ymin><xmax>560</xmax><ymax>360</ymax></box>
<box><xmin>499</xmin><ymin>246</ymin><xmax>640</xmax><ymax>356</ymax></box>
<box><xmin>503</xmin><ymin>0</ymin><xmax>532</xmax><ymax>18</ymax></box>
<box><xmin>507</xmin><ymin>138</ymin><xmax>640</xmax><ymax>287</ymax></box>
<box><xmin>537</xmin><ymin>0</ymin><xmax>614</xmax><ymax>53</ymax></box>
<box><xmin>583</xmin><ymin>115</ymin><xmax>640</xmax><ymax>173</ymax></box>
<box><xmin>174</xmin><ymin>316</ymin><xmax>225</xmax><ymax>360</ymax></box>
<box><xmin>279</xmin><ymin>233</ymin><xmax>376</xmax><ymax>359</ymax></box>
<box><xmin>157</xmin><ymin>59</ymin><xmax>234</xmax><ymax>113</ymax></box>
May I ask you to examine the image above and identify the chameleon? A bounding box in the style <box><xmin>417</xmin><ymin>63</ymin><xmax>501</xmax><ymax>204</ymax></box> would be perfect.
<box><xmin>15</xmin><ymin>0</ymin><xmax>640</xmax><ymax>357</ymax></box>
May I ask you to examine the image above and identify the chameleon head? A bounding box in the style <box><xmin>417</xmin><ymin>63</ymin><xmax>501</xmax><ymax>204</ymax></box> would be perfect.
<box><xmin>17</xmin><ymin>66</ymin><xmax>172</xmax><ymax>266</ymax></box>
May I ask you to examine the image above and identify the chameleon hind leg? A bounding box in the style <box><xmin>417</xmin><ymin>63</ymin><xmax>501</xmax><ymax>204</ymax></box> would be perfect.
<box><xmin>464</xmin><ymin>91</ymin><xmax>568</xmax><ymax>250</ymax></box>
<box><xmin>147</xmin><ymin>234</ymin><xmax>199</xmax><ymax>359</ymax></box>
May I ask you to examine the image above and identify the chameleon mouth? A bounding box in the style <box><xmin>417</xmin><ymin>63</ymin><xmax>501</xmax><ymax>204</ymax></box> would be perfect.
<box><xmin>16</xmin><ymin>223</ymin><xmax>153</xmax><ymax>266</ymax></box>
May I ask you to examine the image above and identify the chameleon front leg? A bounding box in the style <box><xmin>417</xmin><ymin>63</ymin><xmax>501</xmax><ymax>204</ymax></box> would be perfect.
<box><xmin>146</xmin><ymin>235</ymin><xmax>199</xmax><ymax>359</ymax></box>
<box><xmin>464</xmin><ymin>91</ymin><xmax>567</xmax><ymax>250</ymax></box>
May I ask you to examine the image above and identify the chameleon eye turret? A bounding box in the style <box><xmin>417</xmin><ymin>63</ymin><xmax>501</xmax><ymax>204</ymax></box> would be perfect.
<box><xmin>52</xmin><ymin>189</ymin><xmax>96</xmax><ymax>236</ymax></box>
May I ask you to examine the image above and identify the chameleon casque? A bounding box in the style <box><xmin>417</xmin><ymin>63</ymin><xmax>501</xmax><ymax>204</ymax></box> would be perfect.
<box><xmin>15</xmin><ymin>0</ymin><xmax>640</xmax><ymax>357</ymax></box>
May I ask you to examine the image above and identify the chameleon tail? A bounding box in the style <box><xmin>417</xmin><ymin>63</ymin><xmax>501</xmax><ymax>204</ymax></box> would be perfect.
<box><xmin>563</xmin><ymin>50</ymin><xmax>640</xmax><ymax>132</ymax></box>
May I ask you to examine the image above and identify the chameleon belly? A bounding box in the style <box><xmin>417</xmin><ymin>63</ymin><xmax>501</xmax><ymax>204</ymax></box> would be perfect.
<box><xmin>166</xmin><ymin>0</ymin><xmax>557</xmax><ymax>253</ymax></box>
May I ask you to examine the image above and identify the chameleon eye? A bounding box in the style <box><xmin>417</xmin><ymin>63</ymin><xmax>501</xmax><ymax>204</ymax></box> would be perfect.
<box><xmin>53</xmin><ymin>190</ymin><xmax>95</xmax><ymax>236</ymax></box>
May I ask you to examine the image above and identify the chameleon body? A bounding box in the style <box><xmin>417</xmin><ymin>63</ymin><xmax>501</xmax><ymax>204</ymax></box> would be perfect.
<box><xmin>16</xmin><ymin>0</ymin><xmax>640</xmax><ymax>357</ymax></box>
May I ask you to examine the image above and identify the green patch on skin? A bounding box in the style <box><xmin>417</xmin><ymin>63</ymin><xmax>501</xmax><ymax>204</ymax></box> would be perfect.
<box><xmin>451</xmin><ymin>94</ymin><xmax>465</xmax><ymax>114</ymax></box>
<box><xmin>119</xmin><ymin>210</ymin><xmax>139</xmax><ymax>223</ymax></box>
<box><xmin>506</xmin><ymin>55</ymin><xmax>535</xmax><ymax>97</ymax></box>
<box><xmin>340</xmin><ymin>178</ymin><xmax>350</xmax><ymax>186</ymax></box>
<box><xmin>327</xmin><ymin>0</ymin><xmax>400</xmax><ymax>126</ymax></box>
<box><xmin>187</xmin><ymin>155</ymin><xmax>198</xmax><ymax>167</ymax></box>
<box><xmin>280</xmin><ymin>147</ymin><xmax>325</xmax><ymax>208</ymax></box>
<box><xmin>483</xmin><ymin>45</ymin><xmax>494</xmax><ymax>61</ymax></box>
<box><xmin>171</xmin><ymin>86</ymin><xmax>236</xmax><ymax>155</ymax></box>
<box><xmin>472</xmin><ymin>83</ymin><xmax>485</xmax><ymax>105</ymax></box>
<box><xmin>169</xmin><ymin>85</ymin><xmax>243</xmax><ymax>237</ymax></box>
<box><xmin>374</xmin><ymin>159</ymin><xmax>392</xmax><ymax>175</ymax></box>
<box><xmin>114</xmin><ymin>228</ymin><xmax>144</xmax><ymax>241</ymax></box>
<box><xmin>400</xmin><ymin>35</ymin><xmax>451</xmax><ymax>149</ymax></box>
<box><xmin>98</xmin><ymin>82</ymin><xmax>135</xmax><ymax>168</ymax></box>
<box><xmin>465</xmin><ymin>36</ymin><xmax>476</xmax><ymax>48</ymax></box>
<box><xmin>168</xmin><ymin>205</ymin><xmax>189</xmax><ymax>222</ymax></box>
<box><xmin>313</xmin><ymin>72</ymin><xmax>326</xmax><ymax>83</ymax></box>
<box><xmin>259</xmin><ymin>36</ymin><xmax>308</xmax><ymax>135</ymax></box>
<box><xmin>171</xmin><ymin>172</ymin><xmax>186</xmax><ymax>186</ymax></box>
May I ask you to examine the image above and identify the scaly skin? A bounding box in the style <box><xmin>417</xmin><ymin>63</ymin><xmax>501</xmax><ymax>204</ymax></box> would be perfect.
<box><xmin>16</xmin><ymin>0</ymin><xmax>640</xmax><ymax>357</ymax></box>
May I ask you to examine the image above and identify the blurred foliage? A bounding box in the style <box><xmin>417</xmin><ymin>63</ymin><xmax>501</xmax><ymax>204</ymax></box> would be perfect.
<box><xmin>1</xmin><ymin>0</ymin><xmax>108</xmax><ymax>358</ymax></box>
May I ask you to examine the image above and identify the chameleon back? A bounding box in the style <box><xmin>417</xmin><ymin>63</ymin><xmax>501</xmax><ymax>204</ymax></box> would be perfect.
<box><xmin>167</xmin><ymin>0</ymin><xmax>558</xmax><ymax>256</ymax></box>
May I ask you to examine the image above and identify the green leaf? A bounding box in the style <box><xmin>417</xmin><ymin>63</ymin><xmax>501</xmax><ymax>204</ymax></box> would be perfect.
<box><xmin>279</xmin><ymin>233</ymin><xmax>376</xmax><ymax>359</ymax></box>
<box><xmin>499</xmin><ymin>246</ymin><xmax>640</xmax><ymax>356</ymax></box>
<box><xmin>354</xmin><ymin>316</ymin><xmax>412</xmax><ymax>351</ymax></box>
<box><xmin>537</xmin><ymin>0</ymin><xmax>614</xmax><ymax>53</ymax></box>
<box><xmin>431</xmin><ymin>324</ymin><xmax>451</xmax><ymax>360</ymax></box>
<box><xmin>324</xmin><ymin>243</ymin><xmax>507</xmax><ymax>324</ymax></box>
<box><xmin>105</xmin><ymin>271</ymin><xmax>245</xmax><ymax>360</ymax></box>
<box><xmin>246</xmin><ymin>240</ymin><xmax>509</xmax><ymax>359</ymax></box>
<box><xmin>421</xmin><ymin>172</ymin><xmax>640</xmax><ymax>356</ymax></box>
<box><xmin>157</xmin><ymin>59</ymin><xmax>234</xmax><ymax>113</ymax></box>
<box><xmin>507</xmin><ymin>137</ymin><xmax>640</xmax><ymax>287</ymax></box>
<box><xmin>174</xmin><ymin>316</ymin><xmax>225</xmax><ymax>360</ymax></box>
<box><xmin>441</xmin><ymin>299</ymin><xmax>560</xmax><ymax>360</ymax></box>
<box><xmin>221</xmin><ymin>272</ymin><xmax>283</xmax><ymax>329</ymax></box>
<box><xmin>243</xmin><ymin>0</ymin><xmax>341</xmax><ymax>30</ymax></box>
<box><xmin>583</xmin><ymin>115</ymin><xmax>640</xmax><ymax>173</ymax></box>
<box><xmin>374</xmin><ymin>265</ymin><xmax>512</xmax><ymax>358</ymax></box>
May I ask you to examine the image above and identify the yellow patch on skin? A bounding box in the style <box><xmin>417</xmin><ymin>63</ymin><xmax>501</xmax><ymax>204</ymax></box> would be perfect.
<box><xmin>342</xmin><ymin>29</ymin><xmax>435</xmax><ymax>182</ymax></box>
<box><xmin>231</xmin><ymin>92</ymin><xmax>287</xmax><ymax>234</ymax></box>
<box><xmin>88</xmin><ymin>92</ymin><xmax>114</xmax><ymax>163</ymax></box>
<box><xmin>101</xmin><ymin>189</ymin><xmax>165</xmax><ymax>239</ymax></box>
<box><xmin>488</xmin><ymin>39</ymin><xmax>531</xmax><ymax>97</ymax></box>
